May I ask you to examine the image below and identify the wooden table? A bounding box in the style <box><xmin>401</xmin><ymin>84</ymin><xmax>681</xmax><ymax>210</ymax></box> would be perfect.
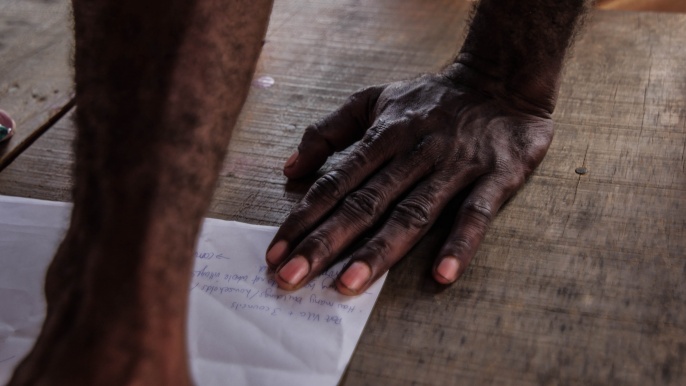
<box><xmin>1</xmin><ymin>1</ymin><xmax>684</xmax><ymax>384</ymax></box>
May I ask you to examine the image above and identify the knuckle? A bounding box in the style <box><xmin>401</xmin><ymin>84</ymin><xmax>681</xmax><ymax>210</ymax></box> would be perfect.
<box><xmin>447</xmin><ymin>238</ymin><xmax>472</xmax><ymax>256</ymax></box>
<box><xmin>345</xmin><ymin>146</ymin><xmax>374</xmax><ymax>169</ymax></box>
<box><xmin>348</xmin><ymin>87</ymin><xmax>370</xmax><ymax>104</ymax></box>
<box><xmin>393</xmin><ymin>197</ymin><xmax>433</xmax><ymax>230</ymax></box>
<box><xmin>342</xmin><ymin>189</ymin><xmax>383</xmax><ymax>227</ymax></box>
<box><xmin>300</xmin><ymin>123</ymin><xmax>334</xmax><ymax>152</ymax></box>
<box><xmin>360</xmin><ymin>239</ymin><xmax>391</xmax><ymax>265</ymax></box>
<box><xmin>282</xmin><ymin>208</ymin><xmax>312</xmax><ymax>236</ymax></box>
<box><xmin>356</xmin><ymin>120</ymin><xmax>398</xmax><ymax>157</ymax></box>
<box><xmin>346</xmin><ymin>86</ymin><xmax>383</xmax><ymax>125</ymax></box>
<box><xmin>359</xmin><ymin>122</ymin><xmax>387</xmax><ymax>146</ymax></box>
<box><xmin>409</xmin><ymin>135</ymin><xmax>440</xmax><ymax>160</ymax></box>
<box><xmin>306</xmin><ymin>233</ymin><xmax>334</xmax><ymax>258</ymax></box>
<box><xmin>523</xmin><ymin>125</ymin><xmax>553</xmax><ymax>159</ymax></box>
<box><xmin>349</xmin><ymin>85</ymin><xmax>382</xmax><ymax>104</ymax></box>
<box><xmin>307</xmin><ymin>170</ymin><xmax>350</xmax><ymax>203</ymax></box>
<box><xmin>492</xmin><ymin>168</ymin><xmax>526</xmax><ymax>195</ymax></box>
<box><xmin>461</xmin><ymin>197</ymin><xmax>494</xmax><ymax>227</ymax></box>
<box><xmin>506</xmin><ymin>173</ymin><xmax>526</xmax><ymax>192</ymax></box>
<box><xmin>366</xmin><ymin>239</ymin><xmax>390</xmax><ymax>256</ymax></box>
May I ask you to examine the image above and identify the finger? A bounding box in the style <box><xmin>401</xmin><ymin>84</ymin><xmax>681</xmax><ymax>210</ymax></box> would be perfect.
<box><xmin>335</xmin><ymin>169</ymin><xmax>481</xmax><ymax>295</ymax></box>
<box><xmin>433</xmin><ymin>174</ymin><xmax>523</xmax><ymax>284</ymax></box>
<box><xmin>266</xmin><ymin>121</ymin><xmax>396</xmax><ymax>269</ymax></box>
<box><xmin>273</xmin><ymin>150</ymin><xmax>435</xmax><ymax>290</ymax></box>
<box><xmin>284</xmin><ymin>85</ymin><xmax>384</xmax><ymax>179</ymax></box>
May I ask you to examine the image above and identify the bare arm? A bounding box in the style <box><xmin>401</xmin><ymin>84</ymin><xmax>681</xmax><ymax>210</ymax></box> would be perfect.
<box><xmin>450</xmin><ymin>0</ymin><xmax>588</xmax><ymax>114</ymax></box>
<box><xmin>9</xmin><ymin>1</ymin><xmax>272</xmax><ymax>385</ymax></box>
<box><xmin>267</xmin><ymin>0</ymin><xmax>590</xmax><ymax>294</ymax></box>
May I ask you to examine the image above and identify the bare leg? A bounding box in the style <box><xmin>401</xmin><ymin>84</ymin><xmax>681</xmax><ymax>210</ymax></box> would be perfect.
<box><xmin>8</xmin><ymin>0</ymin><xmax>273</xmax><ymax>384</ymax></box>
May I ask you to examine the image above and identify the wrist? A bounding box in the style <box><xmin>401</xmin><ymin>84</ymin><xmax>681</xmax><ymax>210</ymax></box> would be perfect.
<box><xmin>441</xmin><ymin>57</ymin><xmax>556</xmax><ymax>118</ymax></box>
<box><xmin>450</xmin><ymin>0</ymin><xmax>589</xmax><ymax>116</ymax></box>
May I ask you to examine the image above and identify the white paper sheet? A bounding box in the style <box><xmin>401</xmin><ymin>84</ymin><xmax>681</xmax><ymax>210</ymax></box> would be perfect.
<box><xmin>0</xmin><ymin>195</ymin><xmax>386</xmax><ymax>385</ymax></box>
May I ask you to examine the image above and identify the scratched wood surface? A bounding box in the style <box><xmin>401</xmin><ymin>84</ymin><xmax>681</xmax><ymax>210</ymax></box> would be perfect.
<box><xmin>596</xmin><ymin>0</ymin><xmax>686</xmax><ymax>12</ymax></box>
<box><xmin>0</xmin><ymin>1</ymin><xmax>685</xmax><ymax>385</ymax></box>
<box><xmin>0</xmin><ymin>0</ymin><xmax>74</xmax><ymax>170</ymax></box>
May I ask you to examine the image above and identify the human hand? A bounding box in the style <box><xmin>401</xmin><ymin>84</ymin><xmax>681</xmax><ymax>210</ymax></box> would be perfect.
<box><xmin>266</xmin><ymin>68</ymin><xmax>554</xmax><ymax>295</ymax></box>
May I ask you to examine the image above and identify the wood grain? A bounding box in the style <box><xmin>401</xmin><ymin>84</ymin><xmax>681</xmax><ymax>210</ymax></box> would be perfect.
<box><xmin>596</xmin><ymin>0</ymin><xmax>686</xmax><ymax>12</ymax></box>
<box><xmin>0</xmin><ymin>0</ymin><xmax>74</xmax><ymax>170</ymax></box>
<box><xmin>0</xmin><ymin>1</ymin><xmax>684</xmax><ymax>385</ymax></box>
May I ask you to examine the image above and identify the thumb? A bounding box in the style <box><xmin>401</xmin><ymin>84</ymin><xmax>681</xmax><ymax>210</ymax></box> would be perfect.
<box><xmin>284</xmin><ymin>85</ymin><xmax>384</xmax><ymax>179</ymax></box>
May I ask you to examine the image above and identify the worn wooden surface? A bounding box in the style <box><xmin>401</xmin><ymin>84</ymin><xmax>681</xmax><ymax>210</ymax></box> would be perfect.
<box><xmin>0</xmin><ymin>0</ymin><xmax>74</xmax><ymax>169</ymax></box>
<box><xmin>596</xmin><ymin>0</ymin><xmax>686</xmax><ymax>12</ymax></box>
<box><xmin>0</xmin><ymin>1</ymin><xmax>684</xmax><ymax>385</ymax></box>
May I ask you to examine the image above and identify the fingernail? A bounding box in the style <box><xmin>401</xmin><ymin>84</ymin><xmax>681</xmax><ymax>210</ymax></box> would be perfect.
<box><xmin>277</xmin><ymin>255</ymin><xmax>309</xmax><ymax>285</ymax></box>
<box><xmin>339</xmin><ymin>261</ymin><xmax>371</xmax><ymax>293</ymax></box>
<box><xmin>266</xmin><ymin>240</ymin><xmax>288</xmax><ymax>266</ymax></box>
<box><xmin>284</xmin><ymin>151</ymin><xmax>299</xmax><ymax>169</ymax></box>
<box><xmin>436</xmin><ymin>257</ymin><xmax>460</xmax><ymax>284</ymax></box>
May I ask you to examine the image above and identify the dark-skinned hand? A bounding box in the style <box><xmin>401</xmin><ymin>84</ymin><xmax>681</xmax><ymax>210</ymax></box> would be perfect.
<box><xmin>265</xmin><ymin>69</ymin><xmax>554</xmax><ymax>295</ymax></box>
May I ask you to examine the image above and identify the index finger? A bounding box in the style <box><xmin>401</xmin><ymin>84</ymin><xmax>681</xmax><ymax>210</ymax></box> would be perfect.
<box><xmin>266</xmin><ymin>122</ymin><xmax>395</xmax><ymax>269</ymax></box>
<box><xmin>284</xmin><ymin>85</ymin><xmax>384</xmax><ymax>179</ymax></box>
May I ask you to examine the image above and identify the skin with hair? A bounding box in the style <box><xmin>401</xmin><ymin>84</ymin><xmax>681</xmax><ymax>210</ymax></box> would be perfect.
<box><xmin>8</xmin><ymin>1</ymin><xmax>273</xmax><ymax>385</ymax></box>
<box><xmin>9</xmin><ymin>0</ymin><xmax>589</xmax><ymax>384</ymax></box>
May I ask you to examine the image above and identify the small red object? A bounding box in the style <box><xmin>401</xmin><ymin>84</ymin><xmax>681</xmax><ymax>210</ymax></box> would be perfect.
<box><xmin>0</xmin><ymin>109</ymin><xmax>15</xmax><ymax>143</ymax></box>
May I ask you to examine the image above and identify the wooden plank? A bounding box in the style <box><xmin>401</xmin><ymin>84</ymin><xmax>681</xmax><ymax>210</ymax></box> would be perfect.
<box><xmin>0</xmin><ymin>2</ymin><xmax>684</xmax><ymax>385</ymax></box>
<box><xmin>211</xmin><ymin>0</ymin><xmax>473</xmax><ymax>225</ymax></box>
<box><xmin>0</xmin><ymin>0</ymin><xmax>74</xmax><ymax>170</ymax></box>
<box><xmin>344</xmin><ymin>10</ymin><xmax>686</xmax><ymax>386</ymax></box>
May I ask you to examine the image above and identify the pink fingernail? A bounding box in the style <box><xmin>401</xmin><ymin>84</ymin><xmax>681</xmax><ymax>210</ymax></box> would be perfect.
<box><xmin>277</xmin><ymin>255</ymin><xmax>309</xmax><ymax>286</ymax></box>
<box><xmin>339</xmin><ymin>261</ymin><xmax>371</xmax><ymax>293</ymax></box>
<box><xmin>284</xmin><ymin>151</ymin><xmax>299</xmax><ymax>169</ymax></box>
<box><xmin>436</xmin><ymin>257</ymin><xmax>460</xmax><ymax>284</ymax></box>
<box><xmin>266</xmin><ymin>240</ymin><xmax>288</xmax><ymax>267</ymax></box>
